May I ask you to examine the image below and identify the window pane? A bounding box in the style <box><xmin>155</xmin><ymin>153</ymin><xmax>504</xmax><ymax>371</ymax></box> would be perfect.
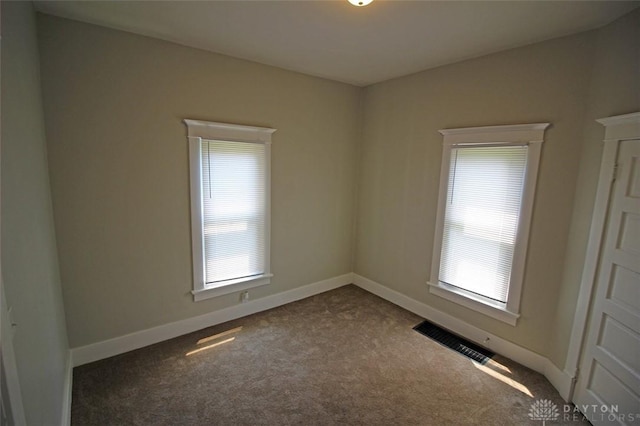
<box><xmin>201</xmin><ymin>140</ymin><xmax>266</xmax><ymax>284</ymax></box>
<box><xmin>439</xmin><ymin>145</ymin><xmax>528</xmax><ymax>303</ymax></box>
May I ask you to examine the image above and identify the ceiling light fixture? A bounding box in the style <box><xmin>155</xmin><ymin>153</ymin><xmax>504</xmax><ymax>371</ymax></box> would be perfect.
<box><xmin>348</xmin><ymin>0</ymin><xmax>373</xmax><ymax>6</ymax></box>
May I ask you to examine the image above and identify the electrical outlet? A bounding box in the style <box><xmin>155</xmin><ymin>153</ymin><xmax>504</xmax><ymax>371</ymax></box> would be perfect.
<box><xmin>240</xmin><ymin>291</ymin><xmax>249</xmax><ymax>303</ymax></box>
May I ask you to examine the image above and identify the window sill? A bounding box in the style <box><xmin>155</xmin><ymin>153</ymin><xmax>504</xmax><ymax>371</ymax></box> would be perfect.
<box><xmin>427</xmin><ymin>281</ymin><xmax>519</xmax><ymax>326</ymax></box>
<box><xmin>192</xmin><ymin>274</ymin><xmax>272</xmax><ymax>302</ymax></box>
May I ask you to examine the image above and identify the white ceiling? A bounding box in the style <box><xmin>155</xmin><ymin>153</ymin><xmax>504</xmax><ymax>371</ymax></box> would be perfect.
<box><xmin>34</xmin><ymin>0</ymin><xmax>639</xmax><ymax>86</ymax></box>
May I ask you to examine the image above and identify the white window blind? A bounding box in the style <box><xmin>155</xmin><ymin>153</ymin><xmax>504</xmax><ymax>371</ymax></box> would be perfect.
<box><xmin>439</xmin><ymin>145</ymin><xmax>528</xmax><ymax>303</ymax></box>
<box><xmin>201</xmin><ymin>139</ymin><xmax>266</xmax><ymax>285</ymax></box>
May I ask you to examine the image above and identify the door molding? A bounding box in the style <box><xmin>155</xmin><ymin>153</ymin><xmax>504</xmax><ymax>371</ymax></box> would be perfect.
<box><xmin>564</xmin><ymin>112</ymin><xmax>640</xmax><ymax>401</ymax></box>
<box><xmin>1</xmin><ymin>285</ymin><xmax>27</xmax><ymax>425</ymax></box>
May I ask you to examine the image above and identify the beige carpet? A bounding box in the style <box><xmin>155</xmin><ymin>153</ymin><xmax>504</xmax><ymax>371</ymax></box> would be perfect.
<box><xmin>72</xmin><ymin>285</ymin><xmax>588</xmax><ymax>425</ymax></box>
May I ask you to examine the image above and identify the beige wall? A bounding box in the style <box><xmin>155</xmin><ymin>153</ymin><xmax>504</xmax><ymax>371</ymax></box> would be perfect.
<box><xmin>355</xmin><ymin>31</ymin><xmax>597</xmax><ymax>357</ymax></box>
<box><xmin>1</xmin><ymin>2</ymin><xmax>69</xmax><ymax>423</ymax></box>
<box><xmin>550</xmin><ymin>9</ymin><xmax>640</xmax><ymax>367</ymax></box>
<box><xmin>38</xmin><ymin>14</ymin><xmax>361</xmax><ymax>348</ymax></box>
<box><xmin>36</xmin><ymin>6</ymin><xmax>639</xmax><ymax>371</ymax></box>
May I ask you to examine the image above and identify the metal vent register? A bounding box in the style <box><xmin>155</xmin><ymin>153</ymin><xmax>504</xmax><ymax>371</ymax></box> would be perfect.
<box><xmin>413</xmin><ymin>320</ymin><xmax>494</xmax><ymax>364</ymax></box>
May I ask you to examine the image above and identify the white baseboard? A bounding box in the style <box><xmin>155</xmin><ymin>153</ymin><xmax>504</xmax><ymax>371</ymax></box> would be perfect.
<box><xmin>352</xmin><ymin>274</ymin><xmax>548</xmax><ymax>374</ymax></box>
<box><xmin>543</xmin><ymin>360</ymin><xmax>576</xmax><ymax>402</ymax></box>
<box><xmin>69</xmin><ymin>271</ymin><xmax>573</xmax><ymax>404</ymax></box>
<box><xmin>60</xmin><ymin>350</ymin><xmax>73</xmax><ymax>426</ymax></box>
<box><xmin>72</xmin><ymin>273</ymin><xmax>353</xmax><ymax>366</ymax></box>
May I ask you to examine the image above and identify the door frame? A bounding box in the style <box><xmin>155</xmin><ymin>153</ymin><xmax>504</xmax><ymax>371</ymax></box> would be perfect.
<box><xmin>1</xmin><ymin>285</ymin><xmax>27</xmax><ymax>426</ymax></box>
<box><xmin>564</xmin><ymin>111</ymin><xmax>640</xmax><ymax>401</ymax></box>
<box><xmin>1</xmin><ymin>10</ymin><xmax>27</xmax><ymax>422</ymax></box>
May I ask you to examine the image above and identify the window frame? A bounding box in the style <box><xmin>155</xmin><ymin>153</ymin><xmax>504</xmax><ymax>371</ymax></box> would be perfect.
<box><xmin>428</xmin><ymin>123</ymin><xmax>549</xmax><ymax>325</ymax></box>
<box><xmin>184</xmin><ymin>119</ymin><xmax>276</xmax><ymax>302</ymax></box>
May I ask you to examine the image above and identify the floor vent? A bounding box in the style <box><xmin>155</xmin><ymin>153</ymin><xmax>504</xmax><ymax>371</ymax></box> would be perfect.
<box><xmin>413</xmin><ymin>320</ymin><xmax>494</xmax><ymax>365</ymax></box>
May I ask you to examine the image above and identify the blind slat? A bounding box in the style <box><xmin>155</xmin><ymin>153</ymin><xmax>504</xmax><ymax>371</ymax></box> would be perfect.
<box><xmin>201</xmin><ymin>139</ymin><xmax>266</xmax><ymax>284</ymax></box>
<box><xmin>439</xmin><ymin>145</ymin><xmax>528</xmax><ymax>303</ymax></box>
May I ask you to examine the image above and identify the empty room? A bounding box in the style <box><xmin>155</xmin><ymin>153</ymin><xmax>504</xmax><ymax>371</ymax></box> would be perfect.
<box><xmin>1</xmin><ymin>0</ymin><xmax>639</xmax><ymax>425</ymax></box>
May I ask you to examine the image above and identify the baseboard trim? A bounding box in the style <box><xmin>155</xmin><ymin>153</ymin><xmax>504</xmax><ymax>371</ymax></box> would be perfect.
<box><xmin>69</xmin><ymin>272</ymin><xmax>573</xmax><ymax>402</ymax></box>
<box><xmin>71</xmin><ymin>273</ymin><xmax>353</xmax><ymax>366</ymax></box>
<box><xmin>60</xmin><ymin>350</ymin><xmax>73</xmax><ymax>426</ymax></box>
<box><xmin>352</xmin><ymin>273</ymin><xmax>548</xmax><ymax>374</ymax></box>
<box><xmin>543</xmin><ymin>360</ymin><xmax>575</xmax><ymax>402</ymax></box>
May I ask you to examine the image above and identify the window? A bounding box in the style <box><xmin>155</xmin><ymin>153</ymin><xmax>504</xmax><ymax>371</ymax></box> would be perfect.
<box><xmin>185</xmin><ymin>119</ymin><xmax>275</xmax><ymax>301</ymax></box>
<box><xmin>428</xmin><ymin>123</ymin><xmax>549</xmax><ymax>325</ymax></box>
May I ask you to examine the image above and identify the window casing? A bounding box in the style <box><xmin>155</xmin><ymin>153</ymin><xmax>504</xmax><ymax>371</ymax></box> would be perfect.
<box><xmin>185</xmin><ymin>119</ymin><xmax>275</xmax><ymax>302</ymax></box>
<box><xmin>428</xmin><ymin>123</ymin><xmax>549</xmax><ymax>325</ymax></box>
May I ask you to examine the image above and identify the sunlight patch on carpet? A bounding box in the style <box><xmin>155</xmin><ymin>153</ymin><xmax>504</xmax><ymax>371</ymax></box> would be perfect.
<box><xmin>186</xmin><ymin>337</ymin><xmax>235</xmax><ymax>356</ymax></box>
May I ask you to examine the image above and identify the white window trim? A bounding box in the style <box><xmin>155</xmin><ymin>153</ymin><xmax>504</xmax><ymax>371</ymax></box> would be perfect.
<box><xmin>427</xmin><ymin>123</ymin><xmax>550</xmax><ymax>326</ymax></box>
<box><xmin>184</xmin><ymin>119</ymin><xmax>276</xmax><ymax>302</ymax></box>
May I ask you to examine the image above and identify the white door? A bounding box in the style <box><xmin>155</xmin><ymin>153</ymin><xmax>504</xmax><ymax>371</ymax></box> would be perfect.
<box><xmin>1</xmin><ymin>284</ymin><xmax>25</xmax><ymax>426</ymax></box>
<box><xmin>573</xmin><ymin>138</ymin><xmax>640</xmax><ymax>425</ymax></box>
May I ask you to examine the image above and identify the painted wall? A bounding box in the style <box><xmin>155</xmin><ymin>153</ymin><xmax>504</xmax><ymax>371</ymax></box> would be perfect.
<box><xmin>1</xmin><ymin>2</ymin><xmax>69</xmax><ymax>424</ymax></box>
<box><xmin>35</xmin><ymin>4</ymin><xmax>638</xmax><ymax>374</ymax></box>
<box><xmin>550</xmin><ymin>9</ymin><xmax>640</xmax><ymax>368</ymax></box>
<box><xmin>355</xmin><ymin>30</ymin><xmax>597</xmax><ymax>357</ymax></box>
<box><xmin>37</xmin><ymin>15</ymin><xmax>361</xmax><ymax>348</ymax></box>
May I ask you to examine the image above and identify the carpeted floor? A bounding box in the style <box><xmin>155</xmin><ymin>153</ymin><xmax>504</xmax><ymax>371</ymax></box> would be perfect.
<box><xmin>72</xmin><ymin>285</ymin><xmax>589</xmax><ymax>425</ymax></box>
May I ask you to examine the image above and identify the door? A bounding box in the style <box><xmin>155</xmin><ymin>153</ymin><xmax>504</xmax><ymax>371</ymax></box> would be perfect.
<box><xmin>1</xmin><ymin>284</ymin><xmax>25</xmax><ymax>426</ymax></box>
<box><xmin>573</xmin><ymin>138</ymin><xmax>640</xmax><ymax>424</ymax></box>
<box><xmin>1</xmin><ymin>359</ymin><xmax>13</xmax><ymax>426</ymax></box>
